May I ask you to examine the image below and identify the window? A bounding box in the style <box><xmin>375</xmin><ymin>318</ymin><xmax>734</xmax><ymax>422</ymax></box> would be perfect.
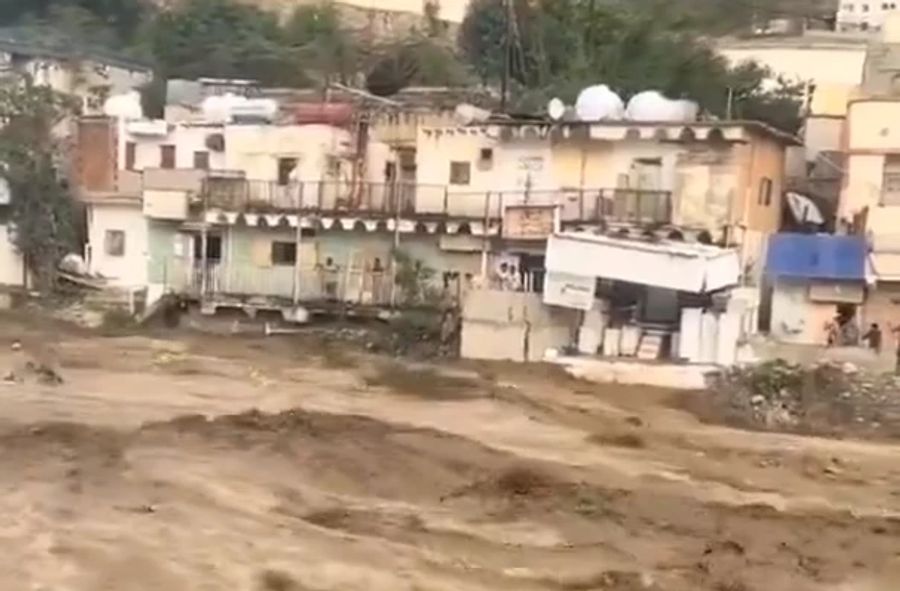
<box><xmin>863</xmin><ymin>3</ymin><xmax>870</xmax><ymax>10</ymax></box>
<box><xmin>125</xmin><ymin>142</ymin><xmax>136</xmax><ymax>171</ymax></box>
<box><xmin>104</xmin><ymin>230</ymin><xmax>125</xmax><ymax>257</ymax></box>
<box><xmin>271</xmin><ymin>241</ymin><xmax>297</xmax><ymax>266</ymax></box>
<box><xmin>449</xmin><ymin>161</ymin><xmax>471</xmax><ymax>185</ymax></box>
<box><xmin>882</xmin><ymin>155</ymin><xmax>900</xmax><ymax>204</ymax></box>
<box><xmin>478</xmin><ymin>148</ymin><xmax>494</xmax><ymax>171</ymax></box>
<box><xmin>758</xmin><ymin>177</ymin><xmax>773</xmax><ymax>206</ymax></box>
<box><xmin>160</xmin><ymin>145</ymin><xmax>176</xmax><ymax>169</ymax></box>
<box><xmin>277</xmin><ymin>157</ymin><xmax>298</xmax><ymax>186</ymax></box>
<box><xmin>193</xmin><ymin>151</ymin><xmax>210</xmax><ymax>170</ymax></box>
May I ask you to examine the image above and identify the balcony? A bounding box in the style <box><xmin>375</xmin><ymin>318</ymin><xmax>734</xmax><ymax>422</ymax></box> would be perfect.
<box><xmin>201</xmin><ymin>179</ymin><xmax>673</xmax><ymax>225</ymax></box>
<box><xmin>157</xmin><ymin>259</ymin><xmax>459</xmax><ymax>308</ymax></box>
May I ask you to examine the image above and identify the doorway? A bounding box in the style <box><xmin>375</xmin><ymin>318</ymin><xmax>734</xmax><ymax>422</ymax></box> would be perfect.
<box><xmin>519</xmin><ymin>253</ymin><xmax>545</xmax><ymax>293</ymax></box>
<box><xmin>193</xmin><ymin>234</ymin><xmax>222</xmax><ymax>262</ymax></box>
<box><xmin>191</xmin><ymin>233</ymin><xmax>223</xmax><ymax>293</ymax></box>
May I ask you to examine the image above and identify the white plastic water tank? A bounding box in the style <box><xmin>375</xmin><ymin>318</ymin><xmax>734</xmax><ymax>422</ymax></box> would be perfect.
<box><xmin>229</xmin><ymin>98</ymin><xmax>278</xmax><ymax>122</ymax></box>
<box><xmin>574</xmin><ymin>85</ymin><xmax>625</xmax><ymax>121</ymax></box>
<box><xmin>201</xmin><ymin>94</ymin><xmax>278</xmax><ymax>123</ymax></box>
<box><xmin>202</xmin><ymin>94</ymin><xmax>278</xmax><ymax>123</ymax></box>
<box><xmin>625</xmin><ymin>90</ymin><xmax>698</xmax><ymax>122</ymax></box>
<box><xmin>103</xmin><ymin>91</ymin><xmax>143</xmax><ymax>120</ymax></box>
<box><xmin>202</xmin><ymin>94</ymin><xmax>242</xmax><ymax>123</ymax></box>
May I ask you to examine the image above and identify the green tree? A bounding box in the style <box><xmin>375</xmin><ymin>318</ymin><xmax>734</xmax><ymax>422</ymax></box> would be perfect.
<box><xmin>139</xmin><ymin>0</ymin><xmax>296</xmax><ymax>86</ymax></box>
<box><xmin>0</xmin><ymin>0</ymin><xmax>146</xmax><ymax>45</ymax></box>
<box><xmin>366</xmin><ymin>36</ymin><xmax>470</xmax><ymax>95</ymax></box>
<box><xmin>283</xmin><ymin>3</ymin><xmax>358</xmax><ymax>85</ymax></box>
<box><xmin>0</xmin><ymin>75</ymin><xmax>77</xmax><ymax>291</ymax></box>
<box><xmin>459</xmin><ymin>0</ymin><xmax>803</xmax><ymax>133</ymax></box>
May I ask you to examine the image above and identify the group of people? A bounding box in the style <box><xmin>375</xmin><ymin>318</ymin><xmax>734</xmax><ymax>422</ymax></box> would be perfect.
<box><xmin>827</xmin><ymin>315</ymin><xmax>900</xmax><ymax>372</ymax></box>
<box><xmin>860</xmin><ymin>322</ymin><xmax>900</xmax><ymax>373</ymax></box>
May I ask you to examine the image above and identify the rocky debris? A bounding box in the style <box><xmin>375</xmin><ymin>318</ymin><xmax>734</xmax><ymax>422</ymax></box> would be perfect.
<box><xmin>298</xmin><ymin>312</ymin><xmax>459</xmax><ymax>360</ymax></box>
<box><xmin>25</xmin><ymin>361</ymin><xmax>63</xmax><ymax>385</ymax></box>
<box><xmin>706</xmin><ymin>360</ymin><xmax>900</xmax><ymax>439</ymax></box>
<box><xmin>2</xmin><ymin>340</ymin><xmax>64</xmax><ymax>386</ymax></box>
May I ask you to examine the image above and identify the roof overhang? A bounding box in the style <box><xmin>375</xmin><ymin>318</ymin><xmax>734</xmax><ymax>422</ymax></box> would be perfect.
<box><xmin>545</xmin><ymin>232</ymin><xmax>740</xmax><ymax>293</ymax></box>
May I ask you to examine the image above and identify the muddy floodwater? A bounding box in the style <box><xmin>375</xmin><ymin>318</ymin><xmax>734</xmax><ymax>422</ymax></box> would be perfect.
<box><xmin>0</xmin><ymin>313</ymin><xmax>898</xmax><ymax>591</ymax></box>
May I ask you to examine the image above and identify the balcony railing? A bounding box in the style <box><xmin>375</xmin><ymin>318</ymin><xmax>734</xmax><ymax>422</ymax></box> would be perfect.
<box><xmin>200</xmin><ymin>179</ymin><xmax>672</xmax><ymax>225</ymax></box>
<box><xmin>155</xmin><ymin>260</ymin><xmax>470</xmax><ymax>307</ymax></box>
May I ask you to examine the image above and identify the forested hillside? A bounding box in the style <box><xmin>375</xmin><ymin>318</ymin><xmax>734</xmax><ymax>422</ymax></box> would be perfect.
<box><xmin>0</xmin><ymin>0</ymin><xmax>815</xmax><ymax>131</ymax></box>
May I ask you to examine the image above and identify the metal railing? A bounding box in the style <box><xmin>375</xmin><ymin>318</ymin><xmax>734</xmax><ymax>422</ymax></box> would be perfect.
<box><xmin>177</xmin><ymin>262</ymin><xmax>394</xmax><ymax>306</ymax></box>
<box><xmin>201</xmin><ymin>179</ymin><xmax>672</xmax><ymax>224</ymax></box>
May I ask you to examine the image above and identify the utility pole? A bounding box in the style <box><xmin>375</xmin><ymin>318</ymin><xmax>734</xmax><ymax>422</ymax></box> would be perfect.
<box><xmin>500</xmin><ymin>0</ymin><xmax>512</xmax><ymax>113</ymax></box>
<box><xmin>726</xmin><ymin>87</ymin><xmax>734</xmax><ymax>120</ymax></box>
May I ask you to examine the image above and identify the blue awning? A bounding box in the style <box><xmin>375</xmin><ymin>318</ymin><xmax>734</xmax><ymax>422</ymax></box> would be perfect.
<box><xmin>766</xmin><ymin>233</ymin><xmax>867</xmax><ymax>281</ymax></box>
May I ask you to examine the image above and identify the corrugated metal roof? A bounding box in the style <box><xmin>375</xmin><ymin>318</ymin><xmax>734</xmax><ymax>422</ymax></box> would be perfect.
<box><xmin>765</xmin><ymin>233</ymin><xmax>867</xmax><ymax>281</ymax></box>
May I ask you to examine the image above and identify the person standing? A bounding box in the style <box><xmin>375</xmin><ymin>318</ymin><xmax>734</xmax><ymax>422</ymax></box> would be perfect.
<box><xmin>863</xmin><ymin>323</ymin><xmax>883</xmax><ymax>354</ymax></box>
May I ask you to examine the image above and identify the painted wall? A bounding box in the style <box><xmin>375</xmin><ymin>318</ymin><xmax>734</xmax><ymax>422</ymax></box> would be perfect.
<box><xmin>0</xmin><ymin>224</ymin><xmax>24</xmax><ymax>287</ymax></box>
<box><xmin>804</xmin><ymin>116</ymin><xmax>845</xmax><ymax>160</ymax></box>
<box><xmin>224</xmin><ymin>124</ymin><xmax>392</xmax><ymax>185</ymax></box>
<box><xmin>415</xmin><ymin>126</ymin><xmax>556</xmax><ymax>216</ymax></box>
<box><xmin>226</xmin><ymin>124</ymin><xmax>345</xmax><ymax>181</ymax></box>
<box><xmin>718</xmin><ymin>42</ymin><xmax>866</xmax><ymax>88</ymax></box>
<box><xmin>810</xmin><ymin>84</ymin><xmax>858</xmax><ymax>117</ymax></box>
<box><xmin>119</xmin><ymin>122</ymin><xmax>228</xmax><ymax>172</ymax></box>
<box><xmin>118</xmin><ymin>121</ymin><xmax>394</xmax><ymax>193</ymax></box>
<box><xmin>730</xmin><ymin>130</ymin><xmax>789</xmax><ymax>283</ymax></box>
<box><xmin>552</xmin><ymin>138</ymin><xmax>683</xmax><ymax>191</ymax></box>
<box><xmin>739</xmin><ymin>132</ymin><xmax>787</xmax><ymax>235</ymax></box>
<box><xmin>371</xmin><ymin>110</ymin><xmax>457</xmax><ymax>146</ymax></box>
<box><xmin>147</xmin><ymin>221</ymin><xmax>190</xmax><ymax>290</ymax></box>
<box><xmin>86</xmin><ymin>202</ymin><xmax>149</xmax><ymax>287</ymax></box>
<box><xmin>769</xmin><ymin>279</ymin><xmax>836</xmax><ymax>345</ymax></box>
<box><xmin>841</xmin><ymin>99</ymin><xmax>900</xmax><ymax>233</ymax></box>
<box><xmin>847</xmin><ymin>100</ymin><xmax>900</xmax><ymax>150</ymax></box>
<box><xmin>673</xmin><ymin>148</ymin><xmax>738</xmax><ymax>231</ymax></box>
<box><xmin>862</xmin><ymin>282</ymin><xmax>900</xmax><ymax>355</ymax></box>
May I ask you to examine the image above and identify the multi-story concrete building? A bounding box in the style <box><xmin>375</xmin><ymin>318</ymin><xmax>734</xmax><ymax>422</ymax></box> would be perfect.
<box><xmin>416</xmin><ymin>119</ymin><xmax>796</xmax><ymax>284</ymax></box>
<box><xmin>0</xmin><ymin>31</ymin><xmax>153</xmax><ymax>292</ymax></box>
<box><xmin>837</xmin><ymin>0</ymin><xmax>900</xmax><ymax>32</ymax></box>
<box><xmin>0</xmin><ymin>28</ymin><xmax>152</xmax><ymax>115</ymax></box>
<box><xmin>72</xmin><ymin>104</ymin><xmax>795</xmax><ymax>320</ymax></box>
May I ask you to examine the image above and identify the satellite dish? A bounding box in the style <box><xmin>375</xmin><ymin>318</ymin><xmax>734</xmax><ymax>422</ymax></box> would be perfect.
<box><xmin>548</xmin><ymin>97</ymin><xmax>565</xmax><ymax>121</ymax></box>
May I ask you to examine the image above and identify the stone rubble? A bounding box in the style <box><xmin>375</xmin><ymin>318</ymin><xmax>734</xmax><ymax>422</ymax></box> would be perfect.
<box><xmin>709</xmin><ymin>359</ymin><xmax>900</xmax><ymax>439</ymax></box>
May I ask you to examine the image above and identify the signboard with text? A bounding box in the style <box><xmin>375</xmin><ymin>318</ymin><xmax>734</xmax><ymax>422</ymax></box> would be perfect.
<box><xmin>502</xmin><ymin>205</ymin><xmax>558</xmax><ymax>240</ymax></box>
<box><xmin>543</xmin><ymin>270</ymin><xmax>596</xmax><ymax>311</ymax></box>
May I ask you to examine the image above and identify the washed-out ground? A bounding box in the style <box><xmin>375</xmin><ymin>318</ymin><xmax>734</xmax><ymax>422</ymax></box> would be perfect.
<box><xmin>0</xmin><ymin>312</ymin><xmax>898</xmax><ymax>591</ymax></box>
